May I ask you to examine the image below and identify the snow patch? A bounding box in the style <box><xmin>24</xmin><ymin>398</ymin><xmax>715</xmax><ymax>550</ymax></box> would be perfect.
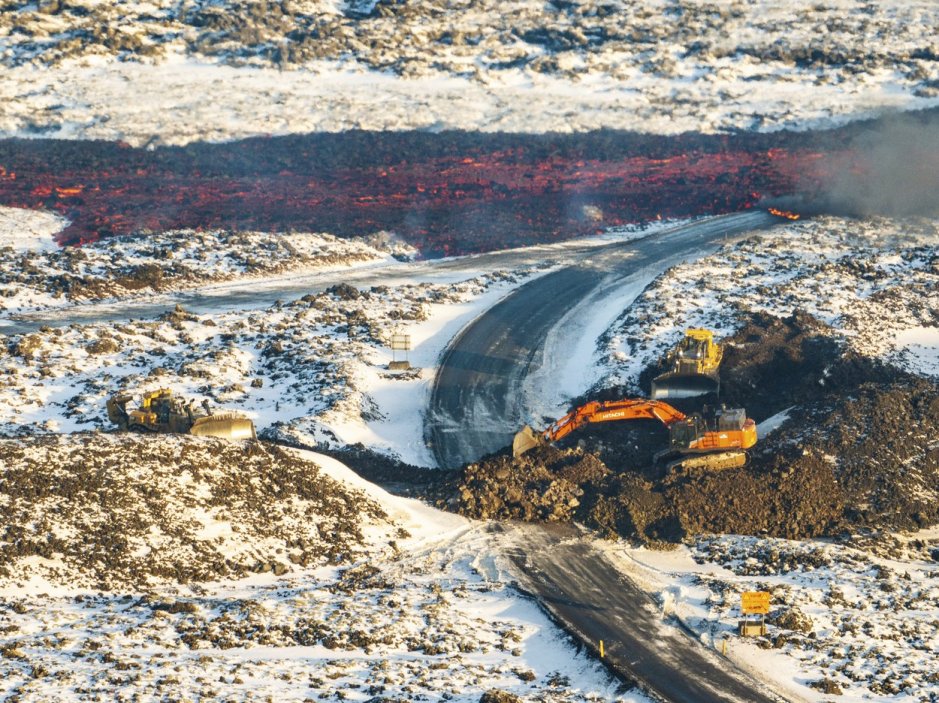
<box><xmin>0</xmin><ymin>206</ymin><xmax>67</xmax><ymax>252</ymax></box>
<box><xmin>894</xmin><ymin>326</ymin><xmax>939</xmax><ymax>377</ymax></box>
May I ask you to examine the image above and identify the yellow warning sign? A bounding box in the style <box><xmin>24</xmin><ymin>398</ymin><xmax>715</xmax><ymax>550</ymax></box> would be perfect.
<box><xmin>741</xmin><ymin>591</ymin><xmax>771</xmax><ymax>615</ymax></box>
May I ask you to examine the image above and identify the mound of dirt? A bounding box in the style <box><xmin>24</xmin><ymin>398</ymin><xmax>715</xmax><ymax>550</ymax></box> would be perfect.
<box><xmin>450</xmin><ymin>312</ymin><xmax>939</xmax><ymax>543</ymax></box>
<box><xmin>0</xmin><ymin>434</ymin><xmax>388</xmax><ymax>589</ymax></box>
<box><xmin>454</xmin><ymin>445</ymin><xmax>607</xmax><ymax>522</ymax></box>
<box><xmin>450</xmin><ymin>441</ymin><xmax>845</xmax><ymax>543</ymax></box>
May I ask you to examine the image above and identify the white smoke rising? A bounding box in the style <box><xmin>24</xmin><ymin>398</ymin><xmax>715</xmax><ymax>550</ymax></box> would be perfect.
<box><xmin>826</xmin><ymin>113</ymin><xmax>939</xmax><ymax>217</ymax></box>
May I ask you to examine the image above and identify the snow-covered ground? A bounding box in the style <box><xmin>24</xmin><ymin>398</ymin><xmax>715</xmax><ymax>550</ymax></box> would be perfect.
<box><xmin>0</xmin><ymin>436</ymin><xmax>639</xmax><ymax>702</ymax></box>
<box><xmin>0</xmin><ymin>210</ymin><xmax>414</xmax><ymax>313</ymax></box>
<box><xmin>0</xmin><ymin>205</ymin><xmax>67</xmax><ymax>252</ymax></box>
<box><xmin>2</xmin><ymin>1</ymin><xmax>939</xmax><ymax>144</ymax></box>
<box><xmin>599</xmin><ymin>531</ymin><xmax>939</xmax><ymax>703</ymax></box>
<box><xmin>597</xmin><ymin>215</ymin><xmax>939</xmax><ymax>395</ymax></box>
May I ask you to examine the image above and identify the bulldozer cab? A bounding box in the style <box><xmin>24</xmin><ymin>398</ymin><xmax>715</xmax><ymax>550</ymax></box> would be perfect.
<box><xmin>677</xmin><ymin>331</ymin><xmax>711</xmax><ymax>360</ymax></box>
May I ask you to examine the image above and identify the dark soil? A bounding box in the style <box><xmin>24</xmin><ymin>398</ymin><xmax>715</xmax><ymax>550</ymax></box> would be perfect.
<box><xmin>0</xmin><ymin>434</ymin><xmax>388</xmax><ymax>589</ymax></box>
<box><xmin>263</xmin><ymin>435</ymin><xmax>457</xmax><ymax>497</ymax></box>
<box><xmin>447</xmin><ymin>312</ymin><xmax>939</xmax><ymax>543</ymax></box>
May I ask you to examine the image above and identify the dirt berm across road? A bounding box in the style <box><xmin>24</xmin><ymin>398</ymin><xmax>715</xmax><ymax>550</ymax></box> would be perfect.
<box><xmin>445</xmin><ymin>312</ymin><xmax>939</xmax><ymax>544</ymax></box>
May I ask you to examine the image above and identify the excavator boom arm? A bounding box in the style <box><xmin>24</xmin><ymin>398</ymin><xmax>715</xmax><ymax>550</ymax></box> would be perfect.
<box><xmin>544</xmin><ymin>399</ymin><xmax>687</xmax><ymax>443</ymax></box>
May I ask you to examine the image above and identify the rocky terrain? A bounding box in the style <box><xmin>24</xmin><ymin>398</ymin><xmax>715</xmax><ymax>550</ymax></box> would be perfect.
<box><xmin>3</xmin><ymin>0</ymin><xmax>936</xmax><ymax>86</ymax></box>
<box><xmin>0</xmin><ymin>225</ymin><xmax>414</xmax><ymax>313</ymax></box>
<box><xmin>3</xmin><ymin>1</ymin><xmax>939</xmax><ymax>143</ymax></box>
<box><xmin>601</xmin><ymin>215</ymin><xmax>939</xmax><ymax>393</ymax></box>
<box><xmin>0</xmin><ymin>434</ymin><xmax>389</xmax><ymax>589</ymax></box>
<box><xmin>689</xmin><ymin>534</ymin><xmax>938</xmax><ymax>701</ymax></box>
<box><xmin>0</xmin><ymin>436</ymin><xmax>629</xmax><ymax>702</ymax></box>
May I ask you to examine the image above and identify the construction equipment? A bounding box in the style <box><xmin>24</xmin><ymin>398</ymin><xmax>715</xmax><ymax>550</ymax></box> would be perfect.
<box><xmin>107</xmin><ymin>389</ymin><xmax>256</xmax><ymax>441</ymax></box>
<box><xmin>512</xmin><ymin>398</ymin><xmax>756</xmax><ymax>471</ymax></box>
<box><xmin>651</xmin><ymin>328</ymin><xmax>723</xmax><ymax>399</ymax></box>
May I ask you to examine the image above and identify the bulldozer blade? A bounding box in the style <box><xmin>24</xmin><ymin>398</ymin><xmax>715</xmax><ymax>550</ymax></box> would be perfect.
<box><xmin>651</xmin><ymin>373</ymin><xmax>720</xmax><ymax>400</ymax></box>
<box><xmin>190</xmin><ymin>414</ymin><xmax>257</xmax><ymax>441</ymax></box>
<box><xmin>512</xmin><ymin>425</ymin><xmax>544</xmax><ymax>457</ymax></box>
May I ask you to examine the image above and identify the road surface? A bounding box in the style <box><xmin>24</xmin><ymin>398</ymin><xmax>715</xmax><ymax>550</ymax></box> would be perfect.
<box><xmin>427</xmin><ymin>210</ymin><xmax>777</xmax><ymax>470</ymax></box>
<box><xmin>503</xmin><ymin>522</ymin><xmax>785</xmax><ymax>703</ymax></box>
<box><xmin>1</xmin><ymin>224</ymin><xmax>715</xmax><ymax>335</ymax></box>
<box><xmin>427</xmin><ymin>210</ymin><xmax>789</xmax><ymax>702</ymax></box>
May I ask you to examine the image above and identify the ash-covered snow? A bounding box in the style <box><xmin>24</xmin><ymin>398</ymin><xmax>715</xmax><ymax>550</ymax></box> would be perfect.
<box><xmin>2</xmin><ymin>1</ymin><xmax>939</xmax><ymax>144</ymax></box>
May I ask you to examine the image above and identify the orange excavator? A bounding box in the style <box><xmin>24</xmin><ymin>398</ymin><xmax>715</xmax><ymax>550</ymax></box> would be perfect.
<box><xmin>512</xmin><ymin>398</ymin><xmax>757</xmax><ymax>471</ymax></box>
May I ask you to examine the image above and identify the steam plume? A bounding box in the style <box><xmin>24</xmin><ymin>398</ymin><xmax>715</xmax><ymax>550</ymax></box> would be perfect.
<box><xmin>823</xmin><ymin>113</ymin><xmax>939</xmax><ymax>217</ymax></box>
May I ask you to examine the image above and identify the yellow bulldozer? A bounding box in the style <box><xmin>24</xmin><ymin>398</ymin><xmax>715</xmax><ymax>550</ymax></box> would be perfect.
<box><xmin>651</xmin><ymin>328</ymin><xmax>723</xmax><ymax>399</ymax></box>
<box><xmin>107</xmin><ymin>388</ymin><xmax>256</xmax><ymax>441</ymax></box>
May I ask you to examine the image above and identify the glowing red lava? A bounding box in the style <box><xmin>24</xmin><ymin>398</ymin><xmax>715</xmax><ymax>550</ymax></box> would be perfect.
<box><xmin>767</xmin><ymin>207</ymin><xmax>801</xmax><ymax>220</ymax></box>
<box><xmin>0</xmin><ymin>133</ymin><xmax>838</xmax><ymax>257</ymax></box>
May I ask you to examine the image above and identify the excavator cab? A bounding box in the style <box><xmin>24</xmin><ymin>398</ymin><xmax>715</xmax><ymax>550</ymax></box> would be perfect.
<box><xmin>667</xmin><ymin>416</ymin><xmax>704</xmax><ymax>452</ymax></box>
<box><xmin>651</xmin><ymin>329</ymin><xmax>723</xmax><ymax>399</ymax></box>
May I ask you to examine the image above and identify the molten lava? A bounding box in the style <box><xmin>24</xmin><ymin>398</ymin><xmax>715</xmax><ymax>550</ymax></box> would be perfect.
<box><xmin>0</xmin><ymin>132</ymin><xmax>843</xmax><ymax>257</ymax></box>
<box><xmin>767</xmin><ymin>207</ymin><xmax>801</xmax><ymax>220</ymax></box>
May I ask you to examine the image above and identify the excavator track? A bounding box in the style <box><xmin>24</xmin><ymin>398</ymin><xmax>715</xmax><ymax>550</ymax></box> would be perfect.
<box><xmin>666</xmin><ymin>450</ymin><xmax>748</xmax><ymax>474</ymax></box>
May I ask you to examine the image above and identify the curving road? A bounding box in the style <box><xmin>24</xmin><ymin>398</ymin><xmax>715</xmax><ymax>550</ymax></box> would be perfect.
<box><xmin>427</xmin><ymin>210</ymin><xmax>777</xmax><ymax>470</ymax></box>
<box><xmin>2</xmin><ymin>225</ymin><xmax>706</xmax><ymax>335</ymax></box>
<box><xmin>427</xmin><ymin>210</ymin><xmax>789</xmax><ymax>703</ymax></box>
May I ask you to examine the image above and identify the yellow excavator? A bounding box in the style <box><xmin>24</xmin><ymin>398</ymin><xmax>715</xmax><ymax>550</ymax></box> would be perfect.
<box><xmin>651</xmin><ymin>328</ymin><xmax>723</xmax><ymax>399</ymax></box>
<box><xmin>513</xmin><ymin>398</ymin><xmax>756</xmax><ymax>471</ymax></box>
<box><xmin>107</xmin><ymin>388</ymin><xmax>256</xmax><ymax>441</ymax></box>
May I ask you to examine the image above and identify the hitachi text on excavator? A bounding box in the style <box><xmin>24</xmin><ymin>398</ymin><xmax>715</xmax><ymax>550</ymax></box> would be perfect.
<box><xmin>513</xmin><ymin>398</ymin><xmax>757</xmax><ymax>472</ymax></box>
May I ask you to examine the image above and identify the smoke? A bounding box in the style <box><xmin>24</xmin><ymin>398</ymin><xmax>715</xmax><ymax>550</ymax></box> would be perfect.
<box><xmin>820</xmin><ymin>113</ymin><xmax>939</xmax><ymax>217</ymax></box>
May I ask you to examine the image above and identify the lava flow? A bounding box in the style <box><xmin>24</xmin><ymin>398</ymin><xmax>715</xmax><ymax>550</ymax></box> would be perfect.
<box><xmin>0</xmin><ymin>131</ymin><xmax>845</xmax><ymax>257</ymax></box>
<box><xmin>767</xmin><ymin>207</ymin><xmax>801</xmax><ymax>220</ymax></box>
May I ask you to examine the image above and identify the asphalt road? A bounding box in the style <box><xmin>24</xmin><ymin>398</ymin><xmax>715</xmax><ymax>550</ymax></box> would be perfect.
<box><xmin>427</xmin><ymin>209</ymin><xmax>777</xmax><ymax>470</ymax></box>
<box><xmin>503</xmin><ymin>522</ymin><xmax>785</xmax><ymax>703</ymax></box>
<box><xmin>1</xmin><ymin>226</ymin><xmax>711</xmax><ymax>335</ymax></box>
<box><xmin>427</xmin><ymin>210</ymin><xmax>789</xmax><ymax>702</ymax></box>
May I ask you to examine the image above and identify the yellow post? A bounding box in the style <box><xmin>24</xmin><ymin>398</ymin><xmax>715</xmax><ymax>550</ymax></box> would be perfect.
<box><xmin>599</xmin><ymin>640</ymin><xmax>605</xmax><ymax>658</ymax></box>
<box><xmin>721</xmin><ymin>639</ymin><xmax>727</xmax><ymax>656</ymax></box>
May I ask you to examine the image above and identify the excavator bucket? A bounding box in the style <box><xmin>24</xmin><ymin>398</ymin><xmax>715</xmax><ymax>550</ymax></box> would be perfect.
<box><xmin>512</xmin><ymin>425</ymin><xmax>544</xmax><ymax>457</ymax></box>
<box><xmin>651</xmin><ymin>372</ymin><xmax>720</xmax><ymax>399</ymax></box>
<box><xmin>190</xmin><ymin>413</ymin><xmax>257</xmax><ymax>441</ymax></box>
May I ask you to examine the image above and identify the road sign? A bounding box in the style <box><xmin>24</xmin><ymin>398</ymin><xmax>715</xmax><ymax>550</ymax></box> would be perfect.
<box><xmin>390</xmin><ymin>333</ymin><xmax>411</xmax><ymax>351</ymax></box>
<box><xmin>741</xmin><ymin>591</ymin><xmax>771</xmax><ymax>615</ymax></box>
